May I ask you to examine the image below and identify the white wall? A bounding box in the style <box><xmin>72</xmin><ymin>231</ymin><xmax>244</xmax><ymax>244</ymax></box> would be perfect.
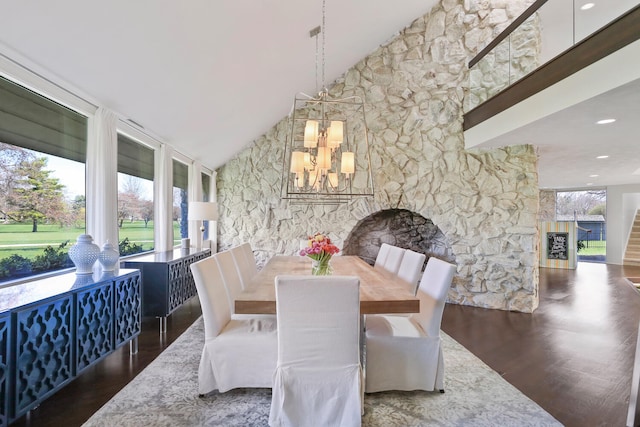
<box><xmin>606</xmin><ymin>184</ymin><xmax>640</xmax><ymax>264</ymax></box>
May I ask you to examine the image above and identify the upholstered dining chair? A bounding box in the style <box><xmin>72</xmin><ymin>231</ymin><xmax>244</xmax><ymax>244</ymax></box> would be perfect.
<box><xmin>396</xmin><ymin>249</ymin><xmax>426</xmax><ymax>294</ymax></box>
<box><xmin>382</xmin><ymin>244</ymin><xmax>406</xmax><ymax>275</ymax></box>
<box><xmin>231</xmin><ymin>242</ymin><xmax>258</xmax><ymax>289</ymax></box>
<box><xmin>190</xmin><ymin>256</ymin><xmax>277</xmax><ymax>394</ymax></box>
<box><xmin>364</xmin><ymin>257</ymin><xmax>456</xmax><ymax>393</ymax></box>
<box><xmin>269</xmin><ymin>275</ymin><xmax>362</xmax><ymax>427</ymax></box>
<box><xmin>214</xmin><ymin>249</ymin><xmax>246</xmax><ymax>315</ymax></box>
<box><xmin>373</xmin><ymin>243</ymin><xmax>391</xmax><ymax>269</ymax></box>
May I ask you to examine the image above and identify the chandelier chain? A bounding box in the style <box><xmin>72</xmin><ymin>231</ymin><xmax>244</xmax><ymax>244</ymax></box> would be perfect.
<box><xmin>315</xmin><ymin>31</ymin><xmax>319</xmax><ymax>94</ymax></box>
<box><xmin>322</xmin><ymin>0</ymin><xmax>326</xmax><ymax>91</ymax></box>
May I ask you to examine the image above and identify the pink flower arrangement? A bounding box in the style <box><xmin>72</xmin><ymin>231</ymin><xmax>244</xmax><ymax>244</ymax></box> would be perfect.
<box><xmin>299</xmin><ymin>232</ymin><xmax>340</xmax><ymax>264</ymax></box>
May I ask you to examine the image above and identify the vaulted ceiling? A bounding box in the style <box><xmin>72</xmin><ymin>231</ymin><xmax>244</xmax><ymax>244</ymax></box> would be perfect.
<box><xmin>0</xmin><ymin>1</ymin><xmax>638</xmax><ymax>190</ymax></box>
<box><xmin>0</xmin><ymin>0</ymin><xmax>436</xmax><ymax>169</ymax></box>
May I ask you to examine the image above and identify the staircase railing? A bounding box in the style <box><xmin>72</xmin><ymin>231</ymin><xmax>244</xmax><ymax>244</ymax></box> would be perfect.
<box><xmin>465</xmin><ymin>0</ymin><xmax>639</xmax><ymax>118</ymax></box>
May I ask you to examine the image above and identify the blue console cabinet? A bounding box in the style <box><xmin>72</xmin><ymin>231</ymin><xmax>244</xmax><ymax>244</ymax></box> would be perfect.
<box><xmin>123</xmin><ymin>248</ymin><xmax>209</xmax><ymax>332</ymax></box>
<box><xmin>0</xmin><ymin>313</ymin><xmax>9</xmax><ymax>427</ymax></box>
<box><xmin>0</xmin><ymin>269</ymin><xmax>141</xmax><ymax>426</ymax></box>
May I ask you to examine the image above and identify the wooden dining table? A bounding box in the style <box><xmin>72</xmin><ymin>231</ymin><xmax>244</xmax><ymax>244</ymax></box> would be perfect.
<box><xmin>234</xmin><ymin>255</ymin><xmax>420</xmax><ymax>315</ymax></box>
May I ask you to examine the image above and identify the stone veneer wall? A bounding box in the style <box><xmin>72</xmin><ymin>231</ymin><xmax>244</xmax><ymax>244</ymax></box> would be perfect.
<box><xmin>216</xmin><ymin>0</ymin><xmax>539</xmax><ymax>312</ymax></box>
<box><xmin>539</xmin><ymin>190</ymin><xmax>557</xmax><ymax>222</ymax></box>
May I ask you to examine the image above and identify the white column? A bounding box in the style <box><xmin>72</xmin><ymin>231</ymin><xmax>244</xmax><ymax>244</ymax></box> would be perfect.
<box><xmin>86</xmin><ymin>107</ymin><xmax>118</xmax><ymax>249</ymax></box>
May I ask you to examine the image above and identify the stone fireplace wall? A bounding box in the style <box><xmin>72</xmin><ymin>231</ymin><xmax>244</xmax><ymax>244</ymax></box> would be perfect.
<box><xmin>216</xmin><ymin>0</ymin><xmax>539</xmax><ymax>312</ymax></box>
<box><xmin>343</xmin><ymin>209</ymin><xmax>453</xmax><ymax>268</ymax></box>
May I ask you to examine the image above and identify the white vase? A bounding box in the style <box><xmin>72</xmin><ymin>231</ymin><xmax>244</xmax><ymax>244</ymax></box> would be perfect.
<box><xmin>98</xmin><ymin>240</ymin><xmax>120</xmax><ymax>272</ymax></box>
<box><xmin>68</xmin><ymin>234</ymin><xmax>100</xmax><ymax>275</ymax></box>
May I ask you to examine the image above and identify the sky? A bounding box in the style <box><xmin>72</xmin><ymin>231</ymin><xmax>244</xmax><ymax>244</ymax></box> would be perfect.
<box><xmin>43</xmin><ymin>154</ymin><xmax>153</xmax><ymax>200</ymax></box>
<box><xmin>44</xmin><ymin>154</ymin><xmax>85</xmax><ymax>199</ymax></box>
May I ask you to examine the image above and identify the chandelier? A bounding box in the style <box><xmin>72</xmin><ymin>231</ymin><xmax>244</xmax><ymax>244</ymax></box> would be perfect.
<box><xmin>281</xmin><ymin>0</ymin><xmax>374</xmax><ymax>204</ymax></box>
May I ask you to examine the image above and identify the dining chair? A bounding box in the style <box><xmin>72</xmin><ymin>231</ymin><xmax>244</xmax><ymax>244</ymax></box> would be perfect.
<box><xmin>396</xmin><ymin>249</ymin><xmax>426</xmax><ymax>294</ymax></box>
<box><xmin>381</xmin><ymin>244</ymin><xmax>405</xmax><ymax>275</ymax></box>
<box><xmin>269</xmin><ymin>275</ymin><xmax>362</xmax><ymax>427</ymax></box>
<box><xmin>230</xmin><ymin>243</ymin><xmax>257</xmax><ymax>289</ymax></box>
<box><xmin>214</xmin><ymin>249</ymin><xmax>246</xmax><ymax>316</ymax></box>
<box><xmin>190</xmin><ymin>256</ymin><xmax>277</xmax><ymax>394</ymax></box>
<box><xmin>364</xmin><ymin>257</ymin><xmax>456</xmax><ymax>393</ymax></box>
<box><xmin>373</xmin><ymin>243</ymin><xmax>391</xmax><ymax>269</ymax></box>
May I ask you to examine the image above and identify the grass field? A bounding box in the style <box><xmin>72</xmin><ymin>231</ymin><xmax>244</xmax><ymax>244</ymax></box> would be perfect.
<box><xmin>0</xmin><ymin>221</ymin><xmax>182</xmax><ymax>260</ymax></box>
<box><xmin>578</xmin><ymin>240</ymin><xmax>606</xmax><ymax>256</ymax></box>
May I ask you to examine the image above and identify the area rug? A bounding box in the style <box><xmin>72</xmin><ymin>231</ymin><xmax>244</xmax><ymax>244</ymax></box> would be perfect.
<box><xmin>83</xmin><ymin>317</ymin><xmax>561</xmax><ymax>426</ymax></box>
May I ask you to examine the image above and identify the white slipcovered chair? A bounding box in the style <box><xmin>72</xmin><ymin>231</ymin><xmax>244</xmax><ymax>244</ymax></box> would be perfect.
<box><xmin>230</xmin><ymin>242</ymin><xmax>258</xmax><ymax>289</ymax></box>
<box><xmin>269</xmin><ymin>275</ymin><xmax>363</xmax><ymax>427</ymax></box>
<box><xmin>373</xmin><ymin>243</ymin><xmax>391</xmax><ymax>269</ymax></box>
<box><xmin>365</xmin><ymin>257</ymin><xmax>456</xmax><ymax>393</ymax></box>
<box><xmin>214</xmin><ymin>249</ymin><xmax>245</xmax><ymax>315</ymax></box>
<box><xmin>190</xmin><ymin>256</ymin><xmax>277</xmax><ymax>394</ymax></box>
<box><xmin>396</xmin><ymin>249</ymin><xmax>426</xmax><ymax>294</ymax></box>
<box><xmin>382</xmin><ymin>244</ymin><xmax>405</xmax><ymax>275</ymax></box>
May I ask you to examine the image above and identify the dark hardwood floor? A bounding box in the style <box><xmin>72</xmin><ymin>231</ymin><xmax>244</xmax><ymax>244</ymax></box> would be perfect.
<box><xmin>442</xmin><ymin>262</ymin><xmax>640</xmax><ymax>427</ymax></box>
<box><xmin>10</xmin><ymin>262</ymin><xmax>640</xmax><ymax>426</ymax></box>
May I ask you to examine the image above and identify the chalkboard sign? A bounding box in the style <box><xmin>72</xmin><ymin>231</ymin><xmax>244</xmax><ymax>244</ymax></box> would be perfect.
<box><xmin>547</xmin><ymin>232</ymin><xmax>569</xmax><ymax>260</ymax></box>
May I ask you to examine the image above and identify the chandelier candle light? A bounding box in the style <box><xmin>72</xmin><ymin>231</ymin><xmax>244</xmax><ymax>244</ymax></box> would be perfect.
<box><xmin>281</xmin><ymin>0</ymin><xmax>373</xmax><ymax>204</ymax></box>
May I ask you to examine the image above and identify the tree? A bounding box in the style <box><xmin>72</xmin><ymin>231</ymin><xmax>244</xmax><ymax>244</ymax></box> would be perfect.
<box><xmin>6</xmin><ymin>157</ymin><xmax>66</xmax><ymax>232</ymax></box>
<box><xmin>70</xmin><ymin>195</ymin><xmax>86</xmax><ymax>226</ymax></box>
<box><xmin>117</xmin><ymin>175</ymin><xmax>147</xmax><ymax>227</ymax></box>
<box><xmin>0</xmin><ymin>143</ymin><xmax>35</xmax><ymax>220</ymax></box>
<box><xmin>140</xmin><ymin>199</ymin><xmax>154</xmax><ymax>227</ymax></box>
<box><xmin>117</xmin><ymin>191</ymin><xmax>140</xmax><ymax>227</ymax></box>
<box><xmin>556</xmin><ymin>190</ymin><xmax>606</xmax><ymax>217</ymax></box>
<box><xmin>588</xmin><ymin>204</ymin><xmax>606</xmax><ymax>219</ymax></box>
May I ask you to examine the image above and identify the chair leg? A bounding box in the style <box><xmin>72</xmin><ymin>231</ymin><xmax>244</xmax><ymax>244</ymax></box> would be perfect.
<box><xmin>439</xmin><ymin>389</ymin><xmax>445</xmax><ymax>393</ymax></box>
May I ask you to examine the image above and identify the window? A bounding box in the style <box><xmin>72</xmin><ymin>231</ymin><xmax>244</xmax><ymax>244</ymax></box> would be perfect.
<box><xmin>0</xmin><ymin>76</ymin><xmax>88</xmax><ymax>284</ymax></box>
<box><xmin>556</xmin><ymin>189</ymin><xmax>606</xmax><ymax>263</ymax></box>
<box><xmin>117</xmin><ymin>133</ymin><xmax>155</xmax><ymax>256</ymax></box>
<box><xmin>173</xmin><ymin>159</ymin><xmax>189</xmax><ymax>247</ymax></box>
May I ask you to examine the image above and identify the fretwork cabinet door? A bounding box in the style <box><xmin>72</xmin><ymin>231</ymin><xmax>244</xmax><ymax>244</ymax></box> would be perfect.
<box><xmin>114</xmin><ymin>271</ymin><xmax>142</xmax><ymax>348</ymax></box>
<box><xmin>0</xmin><ymin>312</ymin><xmax>9</xmax><ymax>427</ymax></box>
<box><xmin>75</xmin><ymin>280</ymin><xmax>114</xmax><ymax>374</ymax></box>
<box><xmin>12</xmin><ymin>295</ymin><xmax>73</xmax><ymax>420</ymax></box>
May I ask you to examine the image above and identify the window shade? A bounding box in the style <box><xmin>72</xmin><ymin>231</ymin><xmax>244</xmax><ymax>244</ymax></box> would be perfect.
<box><xmin>0</xmin><ymin>76</ymin><xmax>87</xmax><ymax>161</ymax></box>
<box><xmin>117</xmin><ymin>133</ymin><xmax>154</xmax><ymax>181</ymax></box>
<box><xmin>173</xmin><ymin>159</ymin><xmax>188</xmax><ymax>190</ymax></box>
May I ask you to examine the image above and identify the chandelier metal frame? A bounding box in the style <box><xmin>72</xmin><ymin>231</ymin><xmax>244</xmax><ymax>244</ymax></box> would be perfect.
<box><xmin>280</xmin><ymin>0</ymin><xmax>374</xmax><ymax>204</ymax></box>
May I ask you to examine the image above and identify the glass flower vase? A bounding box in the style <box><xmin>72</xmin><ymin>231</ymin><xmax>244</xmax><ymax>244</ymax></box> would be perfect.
<box><xmin>311</xmin><ymin>258</ymin><xmax>333</xmax><ymax>276</ymax></box>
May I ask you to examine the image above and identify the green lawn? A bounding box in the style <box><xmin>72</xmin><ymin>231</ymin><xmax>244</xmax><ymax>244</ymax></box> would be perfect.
<box><xmin>0</xmin><ymin>221</ymin><xmax>182</xmax><ymax>260</ymax></box>
<box><xmin>577</xmin><ymin>240</ymin><xmax>606</xmax><ymax>256</ymax></box>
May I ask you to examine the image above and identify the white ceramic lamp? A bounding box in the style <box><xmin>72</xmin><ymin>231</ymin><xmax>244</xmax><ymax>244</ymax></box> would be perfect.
<box><xmin>188</xmin><ymin>202</ymin><xmax>218</xmax><ymax>250</ymax></box>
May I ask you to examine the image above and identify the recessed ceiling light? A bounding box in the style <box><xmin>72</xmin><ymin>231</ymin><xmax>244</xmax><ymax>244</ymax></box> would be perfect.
<box><xmin>596</xmin><ymin>118</ymin><xmax>615</xmax><ymax>124</ymax></box>
<box><xmin>589</xmin><ymin>174</ymin><xmax>599</xmax><ymax>178</ymax></box>
<box><xmin>586</xmin><ymin>182</ymin><xmax>594</xmax><ymax>186</ymax></box>
<box><xmin>581</xmin><ymin>3</ymin><xmax>595</xmax><ymax>10</ymax></box>
<box><xmin>596</xmin><ymin>155</ymin><xmax>609</xmax><ymax>159</ymax></box>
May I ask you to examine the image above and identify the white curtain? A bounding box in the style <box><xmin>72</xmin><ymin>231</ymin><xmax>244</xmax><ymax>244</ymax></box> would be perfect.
<box><xmin>155</xmin><ymin>144</ymin><xmax>174</xmax><ymax>252</ymax></box>
<box><xmin>189</xmin><ymin>161</ymin><xmax>203</xmax><ymax>248</ymax></box>
<box><xmin>86</xmin><ymin>107</ymin><xmax>118</xmax><ymax>249</ymax></box>
<box><xmin>210</xmin><ymin>170</ymin><xmax>218</xmax><ymax>252</ymax></box>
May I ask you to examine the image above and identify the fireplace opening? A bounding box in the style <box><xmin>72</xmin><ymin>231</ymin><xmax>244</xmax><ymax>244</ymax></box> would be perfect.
<box><xmin>343</xmin><ymin>208</ymin><xmax>453</xmax><ymax>267</ymax></box>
